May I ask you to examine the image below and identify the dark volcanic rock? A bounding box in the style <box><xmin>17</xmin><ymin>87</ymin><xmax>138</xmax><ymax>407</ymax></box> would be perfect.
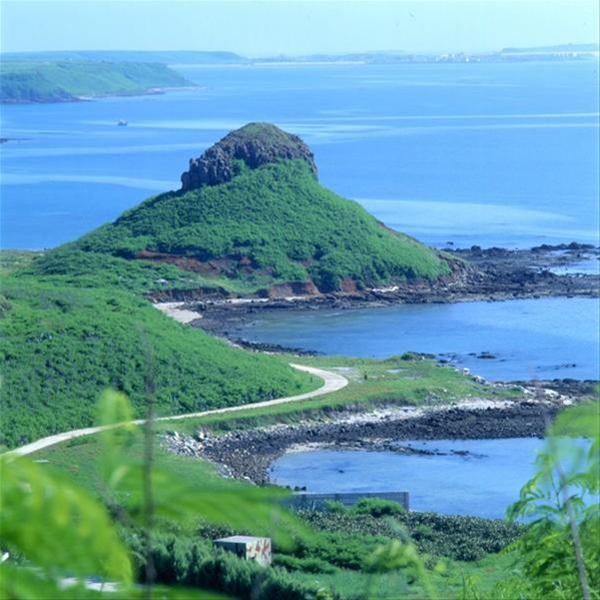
<box><xmin>180</xmin><ymin>122</ymin><xmax>318</xmax><ymax>191</ymax></box>
<box><xmin>188</xmin><ymin>402</ymin><xmax>563</xmax><ymax>484</ymax></box>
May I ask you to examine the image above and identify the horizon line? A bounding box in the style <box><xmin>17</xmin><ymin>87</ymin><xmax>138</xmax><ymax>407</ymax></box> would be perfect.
<box><xmin>2</xmin><ymin>42</ymin><xmax>599</xmax><ymax>58</ymax></box>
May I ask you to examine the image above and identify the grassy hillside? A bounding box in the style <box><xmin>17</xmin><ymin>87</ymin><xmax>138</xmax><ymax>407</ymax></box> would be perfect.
<box><xmin>21</xmin><ymin>248</ymin><xmax>255</xmax><ymax>296</ymax></box>
<box><xmin>0</xmin><ymin>275</ymin><xmax>316</xmax><ymax>448</ymax></box>
<box><xmin>0</xmin><ymin>60</ymin><xmax>189</xmax><ymax>103</ymax></box>
<box><xmin>72</xmin><ymin>160</ymin><xmax>450</xmax><ymax>293</ymax></box>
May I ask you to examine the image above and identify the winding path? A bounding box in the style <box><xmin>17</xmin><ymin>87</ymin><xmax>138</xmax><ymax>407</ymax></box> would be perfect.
<box><xmin>8</xmin><ymin>364</ymin><xmax>348</xmax><ymax>457</ymax></box>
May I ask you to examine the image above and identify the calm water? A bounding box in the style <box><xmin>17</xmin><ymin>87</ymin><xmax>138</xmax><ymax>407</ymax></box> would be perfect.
<box><xmin>271</xmin><ymin>439</ymin><xmax>543</xmax><ymax>519</ymax></box>
<box><xmin>1</xmin><ymin>61</ymin><xmax>599</xmax><ymax>249</ymax></box>
<box><xmin>235</xmin><ymin>297</ymin><xmax>600</xmax><ymax>381</ymax></box>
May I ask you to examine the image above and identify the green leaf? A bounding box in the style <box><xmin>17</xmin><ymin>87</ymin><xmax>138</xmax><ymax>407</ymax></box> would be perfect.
<box><xmin>550</xmin><ymin>401</ymin><xmax>600</xmax><ymax>440</ymax></box>
<box><xmin>0</xmin><ymin>455</ymin><xmax>132</xmax><ymax>583</ymax></box>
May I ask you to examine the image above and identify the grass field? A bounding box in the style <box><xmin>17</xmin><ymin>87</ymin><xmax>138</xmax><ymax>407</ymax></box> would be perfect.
<box><xmin>291</xmin><ymin>551</ymin><xmax>519</xmax><ymax>599</ymax></box>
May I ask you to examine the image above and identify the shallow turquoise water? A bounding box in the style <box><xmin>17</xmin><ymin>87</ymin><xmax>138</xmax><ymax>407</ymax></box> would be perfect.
<box><xmin>271</xmin><ymin>439</ymin><xmax>543</xmax><ymax>519</ymax></box>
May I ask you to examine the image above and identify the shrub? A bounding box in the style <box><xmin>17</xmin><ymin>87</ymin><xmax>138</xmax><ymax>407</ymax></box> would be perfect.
<box><xmin>412</xmin><ymin>524</ymin><xmax>435</xmax><ymax>541</ymax></box>
<box><xmin>127</xmin><ymin>531</ymin><xmax>329</xmax><ymax>599</ymax></box>
<box><xmin>353</xmin><ymin>498</ymin><xmax>406</xmax><ymax>518</ymax></box>
<box><xmin>273</xmin><ymin>555</ymin><xmax>338</xmax><ymax>574</ymax></box>
<box><xmin>295</xmin><ymin>507</ymin><xmax>523</xmax><ymax>562</ymax></box>
<box><xmin>292</xmin><ymin>531</ymin><xmax>387</xmax><ymax>570</ymax></box>
<box><xmin>323</xmin><ymin>500</ymin><xmax>346</xmax><ymax>513</ymax></box>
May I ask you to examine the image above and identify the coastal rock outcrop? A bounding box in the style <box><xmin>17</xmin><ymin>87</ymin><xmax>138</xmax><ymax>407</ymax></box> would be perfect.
<box><xmin>73</xmin><ymin>122</ymin><xmax>452</xmax><ymax>294</ymax></box>
<box><xmin>181</xmin><ymin>122</ymin><xmax>318</xmax><ymax>192</ymax></box>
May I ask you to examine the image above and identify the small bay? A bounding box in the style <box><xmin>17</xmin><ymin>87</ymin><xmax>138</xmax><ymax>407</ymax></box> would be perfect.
<box><xmin>234</xmin><ymin>297</ymin><xmax>600</xmax><ymax>381</ymax></box>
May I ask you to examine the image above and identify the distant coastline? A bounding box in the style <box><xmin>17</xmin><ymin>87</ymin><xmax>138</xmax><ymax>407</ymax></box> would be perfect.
<box><xmin>2</xmin><ymin>46</ymin><xmax>596</xmax><ymax>103</ymax></box>
<box><xmin>0</xmin><ymin>60</ymin><xmax>192</xmax><ymax>104</ymax></box>
<box><xmin>2</xmin><ymin>43</ymin><xmax>598</xmax><ymax>70</ymax></box>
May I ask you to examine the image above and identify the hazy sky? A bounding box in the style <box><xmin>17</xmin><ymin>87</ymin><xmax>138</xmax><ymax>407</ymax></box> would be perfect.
<box><xmin>1</xmin><ymin>0</ymin><xmax>598</xmax><ymax>55</ymax></box>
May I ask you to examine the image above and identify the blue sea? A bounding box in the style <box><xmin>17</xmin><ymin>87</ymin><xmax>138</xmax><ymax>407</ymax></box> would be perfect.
<box><xmin>1</xmin><ymin>61</ymin><xmax>599</xmax><ymax>249</ymax></box>
<box><xmin>270</xmin><ymin>438</ymin><xmax>598</xmax><ymax>519</ymax></box>
<box><xmin>1</xmin><ymin>61</ymin><xmax>598</xmax><ymax>381</ymax></box>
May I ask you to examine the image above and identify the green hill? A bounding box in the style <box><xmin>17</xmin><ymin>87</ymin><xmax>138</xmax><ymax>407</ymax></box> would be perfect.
<box><xmin>65</xmin><ymin>123</ymin><xmax>452</xmax><ymax>294</ymax></box>
<box><xmin>0</xmin><ymin>276</ymin><xmax>315</xmax><ymax>448</ymax></box>
<box><xmin>0</xmin><ymin>60</ymin><xmax>190</xmax><ymax>103</ymax></box>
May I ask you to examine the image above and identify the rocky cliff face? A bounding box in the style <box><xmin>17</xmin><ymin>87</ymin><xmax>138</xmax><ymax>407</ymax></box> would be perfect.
<box><xmin>180</xmin><ymin>122</ymin><xmax>317</xmax><ymax>192</ymax></box>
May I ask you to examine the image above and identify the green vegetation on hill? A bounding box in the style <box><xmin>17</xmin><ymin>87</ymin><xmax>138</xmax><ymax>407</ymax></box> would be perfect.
<box><xmin>0</xmin><ymin>60</ymin><xmax>189</xmax><ymax>103</ymax></box>
<box><xmin>72</xmin><ymin>160</ymin><xmax>450</xmax><ymax>293</ymax></box>
<box><xmin>24</xmin><ymin>124</ymin><xmax>454</xmax><ymax>295</ymax></box>
<box><xmin>0</xmin><ymin>124</ymin><xmax>453</xmax><ymax>449</ymax></box>
<box><xmin>23</xmin><ymin>248</ymin><xmax>257</xmax><ymax>296</ymax></box>
<box><xmin>0</xmin><ymin>276</ymin><xmax>316</xmax><ymax>448</ymax></box>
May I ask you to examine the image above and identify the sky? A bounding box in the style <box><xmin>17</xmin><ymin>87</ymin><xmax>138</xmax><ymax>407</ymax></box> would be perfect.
<box><xmin>1</xmin><ymin>0</ymin><xmax>598</xmax><ymax>56</ymax></box>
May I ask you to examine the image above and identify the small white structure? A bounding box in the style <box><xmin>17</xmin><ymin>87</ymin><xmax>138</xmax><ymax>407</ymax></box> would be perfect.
<box><xmin>214</xmin><ymin>536</ymin><xmax>272</xmax><ymax>567</ymax></box>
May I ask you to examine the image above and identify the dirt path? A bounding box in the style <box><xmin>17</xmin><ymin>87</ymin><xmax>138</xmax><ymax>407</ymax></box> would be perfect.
<box><xmin>8</xmin><ymin>364</ymin><xmax>348</xmax><ymax>457</ymax></box>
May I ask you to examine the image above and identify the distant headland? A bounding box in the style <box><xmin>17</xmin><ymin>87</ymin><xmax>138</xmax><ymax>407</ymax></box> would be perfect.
<box><xmin>0</xmin><ymin>60</ymin><xmax>191</xmax><ymax>104</ymax></box>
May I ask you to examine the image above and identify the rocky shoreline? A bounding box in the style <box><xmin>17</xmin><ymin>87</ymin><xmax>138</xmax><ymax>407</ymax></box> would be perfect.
<box><xmin>157</xmin><ymin>243</ymin><xmax>597</xmax><ymax>487</ymax></box>
<box><xmin>163</xmin><ymin>393</ymin><xmax>578</xmax><ymax>485</ymax></box>
<box><xmin>445</xmin><ymin>241</ymin><xmax>598</xmax><ymax>271</ymax></box>
<box><xmin>154</xmin><ymin>243</ymin><xmax>599</xmax><ymax>338</ymax></box>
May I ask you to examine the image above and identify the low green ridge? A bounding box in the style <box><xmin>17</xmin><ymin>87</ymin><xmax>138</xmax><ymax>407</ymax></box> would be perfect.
<box><xmin>170</xmin><ymin>355</ymin><xmax>520</xmax><ymax>436</ymax></box>
<box><xmin>0</xmin><ymin>276</ymin><xmax>316</xmax><ymax>448</ymax></box>
<box><xmin>70</xmin><ymin>159</ymin><xmax>450</xmax><ymax>293</ymax></box>
<box><xmin>0</xmin><ymin>60</ymin><xmax>189</xmax><ymax>103</ymax></box>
